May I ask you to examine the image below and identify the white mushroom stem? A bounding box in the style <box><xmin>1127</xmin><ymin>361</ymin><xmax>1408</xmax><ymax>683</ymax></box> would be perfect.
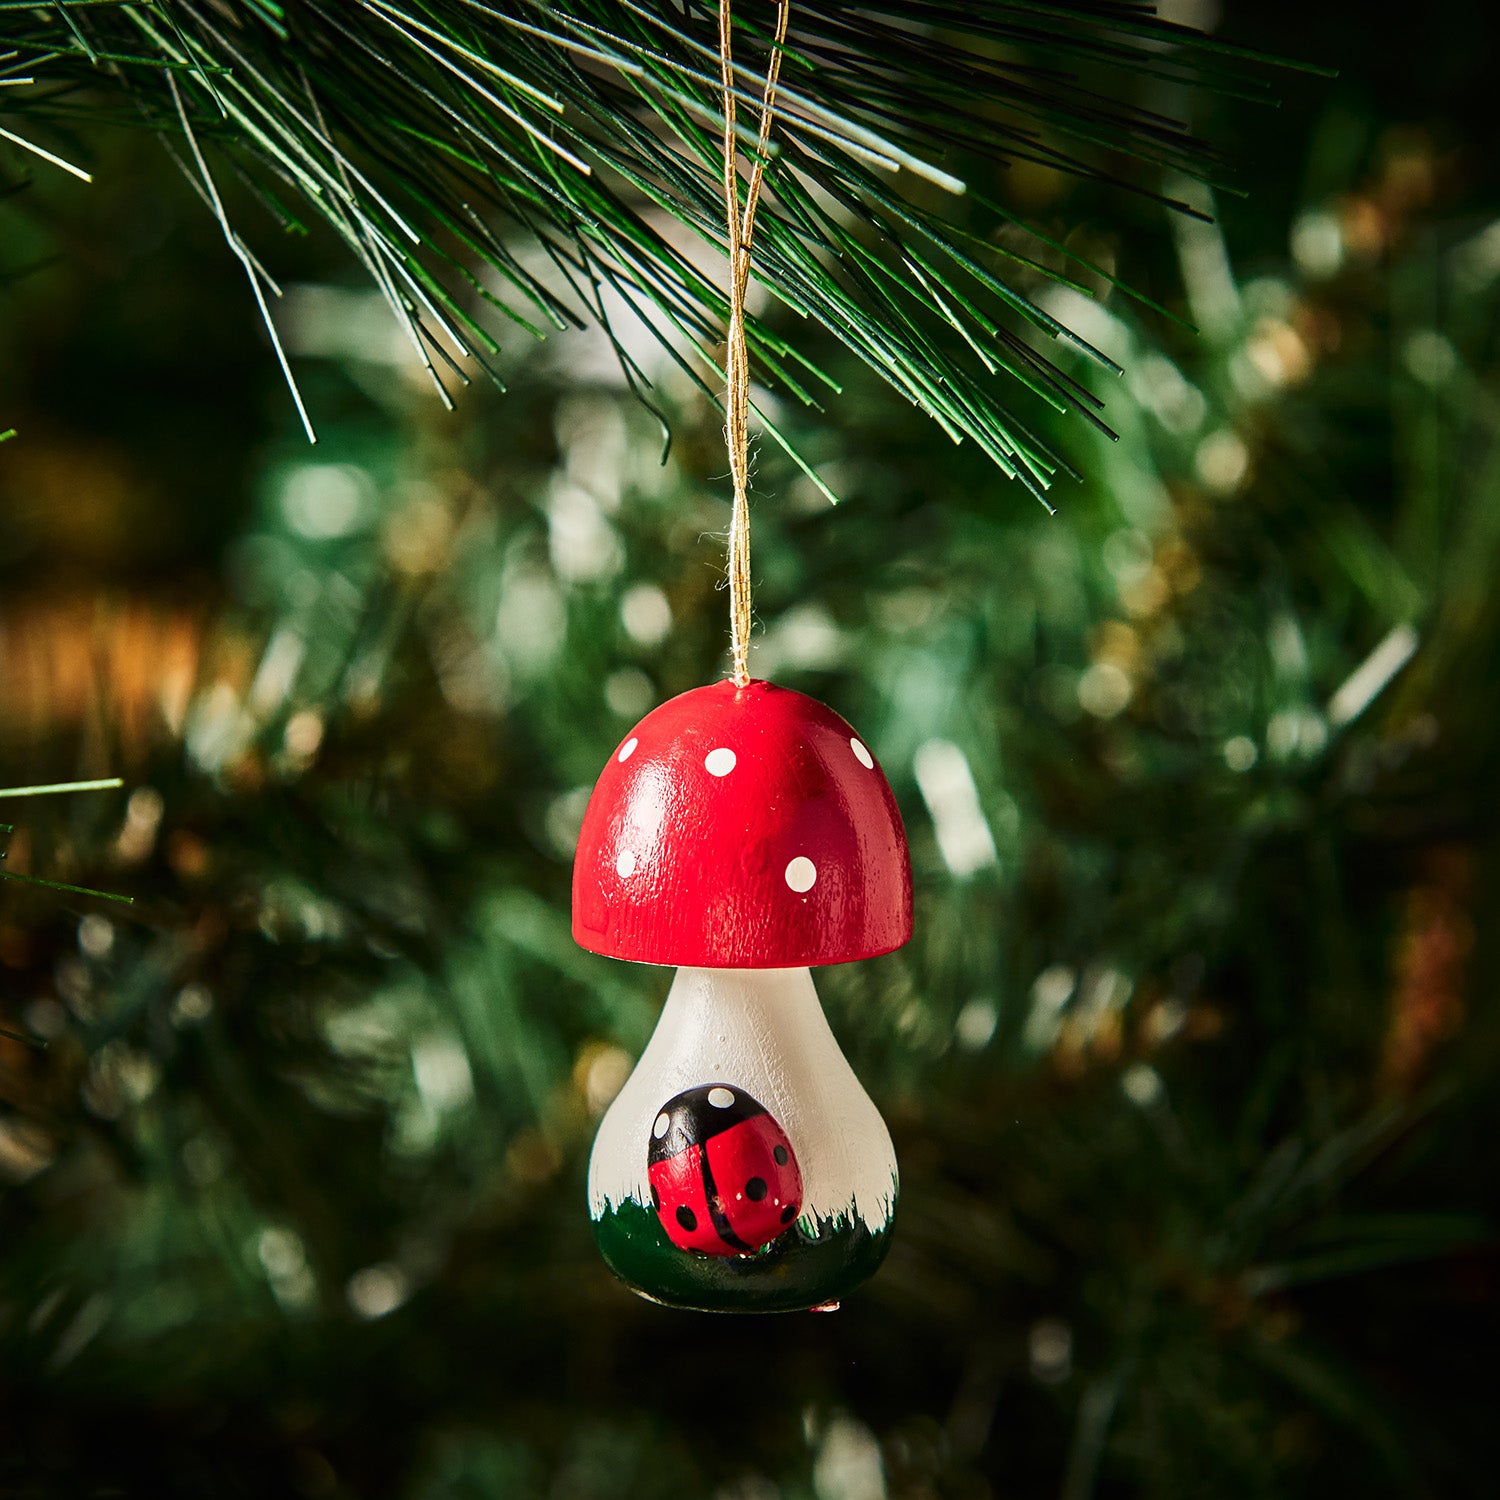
<box><xmin>589</xmin><ymin>966</ymin><xmax>898</xmax><ymax>1231</ymax></box>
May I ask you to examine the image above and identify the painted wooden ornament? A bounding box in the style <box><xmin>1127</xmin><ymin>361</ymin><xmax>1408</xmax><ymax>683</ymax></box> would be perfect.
<box><xmin>574</xmin><ymin>678</ymin><xmax>912</xmax><ymax>1313</ymax></box>
<box><xmin>648</xmin><ymin>1084</ymin><xmax>803</xmax><ymax>1254</ymax></box>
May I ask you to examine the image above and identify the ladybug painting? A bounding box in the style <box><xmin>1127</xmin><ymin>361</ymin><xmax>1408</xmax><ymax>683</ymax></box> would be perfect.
<box><xmin>647</xmin><ymin>1084</ymin><xmax>803</xmax><ymax>1256</ymax></box>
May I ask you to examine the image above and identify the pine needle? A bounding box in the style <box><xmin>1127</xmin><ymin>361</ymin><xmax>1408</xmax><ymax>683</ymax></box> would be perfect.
<box><xmin>0</xmin><ymin>778</ymin><xmax>124</xmax><ymax>798</ymax></box>
<box><xmin>0</xmin><ymin>1</ymin><xmax>1306</xmax><ymax>491</ymax></box>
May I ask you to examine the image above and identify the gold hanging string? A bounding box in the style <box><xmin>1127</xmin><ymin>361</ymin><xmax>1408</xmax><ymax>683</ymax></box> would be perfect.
<box><xmin>719</xmin><ymin>0</ymin><xmax>790</xmax><ymax>687</ymax></box>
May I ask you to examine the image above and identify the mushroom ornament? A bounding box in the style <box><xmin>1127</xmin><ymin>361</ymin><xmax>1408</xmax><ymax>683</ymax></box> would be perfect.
<box><xmin>573</xmin><ymin>678</ymin><xmax>912</xmax><ymax>1312</ymax></box>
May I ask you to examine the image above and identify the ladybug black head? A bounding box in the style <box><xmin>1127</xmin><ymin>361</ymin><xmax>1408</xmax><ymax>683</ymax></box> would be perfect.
<box><xmin>648</xmin><ymin>1083</ymin><xmax>769</xmax><ymax>1164</ymax></box>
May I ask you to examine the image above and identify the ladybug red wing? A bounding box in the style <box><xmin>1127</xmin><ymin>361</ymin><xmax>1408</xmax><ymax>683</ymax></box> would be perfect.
<box><xmin>647</xmin><ymin>1144</ymin><xmax>724</xmax><ymax>1255</ymax></box>
<box><xmin>646</xmin><ymin>1083</ymin><xmax>803</xmax><ymax>1257</ymax></box>
<box><xmin>705</xmin><ymin>1114</ymin><xmax>803</xmax><ymax>1247</ymax></box>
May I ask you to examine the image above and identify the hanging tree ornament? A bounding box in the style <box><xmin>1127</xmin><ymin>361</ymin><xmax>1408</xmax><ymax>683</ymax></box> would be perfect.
<box><xmin>575</xmin><ymin>681</ymin><xmax>911</xmax><ymax>1311</ymax></box>
<box><xmin>572</xmin><ymin>0</ymin><xmax>913</xmax><ymax>1313</ymax></box>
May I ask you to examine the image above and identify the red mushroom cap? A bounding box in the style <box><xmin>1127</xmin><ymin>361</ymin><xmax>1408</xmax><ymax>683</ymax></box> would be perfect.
<box><xmin>572</xmin><ymin>679</ymin><xmax>912</xmax><ymax>968</ymax></box>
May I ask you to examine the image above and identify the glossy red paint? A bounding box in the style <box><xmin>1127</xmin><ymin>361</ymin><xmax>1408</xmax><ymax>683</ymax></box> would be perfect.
<box><xmin>648</xmin><ymin>1142</ymin><xmax>722</xmax><ymax>1254</ymax></box>
<box><xmin>647</xmin><ymin>1084</ymin><xmax>804</xmax><ymax>1255</ymax></box>
<box><xmin>704</xmin><ymin>1112</ymin><xmax>803</xmax><ymax>1249</ymax></box>
<box><xmin>572</xmin><ymin>679</ymin><xmax>912</xmax><ymax>968</ymax></box>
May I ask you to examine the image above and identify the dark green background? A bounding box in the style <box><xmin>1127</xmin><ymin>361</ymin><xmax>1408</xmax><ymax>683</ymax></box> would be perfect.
<box><xmin>2</xmin><ymin>5</ymin><xmax>1497</xmax><ymax>1498</ymax></box>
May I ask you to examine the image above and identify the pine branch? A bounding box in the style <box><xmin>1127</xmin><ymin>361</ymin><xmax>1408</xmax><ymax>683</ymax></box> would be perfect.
<box><xmin>0</xmin><ymin>1</ymin><xmax>1315</xmax><ymax>496</ymax></box>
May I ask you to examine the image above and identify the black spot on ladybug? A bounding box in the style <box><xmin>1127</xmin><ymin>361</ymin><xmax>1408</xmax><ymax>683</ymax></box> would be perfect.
<box><xmin>646</xmin><ymin>1083</ymin><xmax>804</xmax><ymax>1257</ymax></box>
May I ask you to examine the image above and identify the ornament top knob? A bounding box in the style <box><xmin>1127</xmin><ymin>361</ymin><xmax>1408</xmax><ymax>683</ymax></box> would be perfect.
<box><xmin>572</xmin><ymin>679</ymin><xmax>912</xmax><ymax>968</ymax></box>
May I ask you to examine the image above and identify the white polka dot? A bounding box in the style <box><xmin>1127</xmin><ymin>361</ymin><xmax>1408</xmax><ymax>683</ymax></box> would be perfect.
<box><xmin>653</xmin><ymin>1112</ymin><xmax>670</xmax><ymax>1139</ymax></box>
<box><xmin>851</xmin><ymin>737</ymin><xmax>874</xmax><ymax>769</ymax></box>
<box><xmin>707</xmin><ymin>1087</ymin><xmax>735</xmax><ymax>1109</ymax></box>
<box><xmin>704</xmin><ymin>746</ymin><xmax>737</xmax><ymax>777</ymax></box>
<box><xmin>785</xmin><ymin>856</ymin><xmax>817</xmax><ymax>893</ymax></box>
<box><xmin>615</xmin><ymin>849</ymin><xmax>637</xmax><ymax>877</ymax></box>
<box><xmin>617</xmin><ymin>737</ymin><xmax>638</xmax><ymax>763</ymax></box>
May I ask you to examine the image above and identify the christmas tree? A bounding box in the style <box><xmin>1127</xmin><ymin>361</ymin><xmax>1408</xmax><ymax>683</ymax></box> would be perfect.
<box><xmin>2</xmin><ymin>3</ymin><xmax>1496</xmax><ymax>1497</ymax></box>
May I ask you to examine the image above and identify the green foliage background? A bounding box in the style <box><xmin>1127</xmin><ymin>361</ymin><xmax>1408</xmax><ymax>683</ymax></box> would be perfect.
<box><xmin>1</xmin><ymin>4</ymin><xmax>1497</xmax><ymax>1498</ymax></box>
